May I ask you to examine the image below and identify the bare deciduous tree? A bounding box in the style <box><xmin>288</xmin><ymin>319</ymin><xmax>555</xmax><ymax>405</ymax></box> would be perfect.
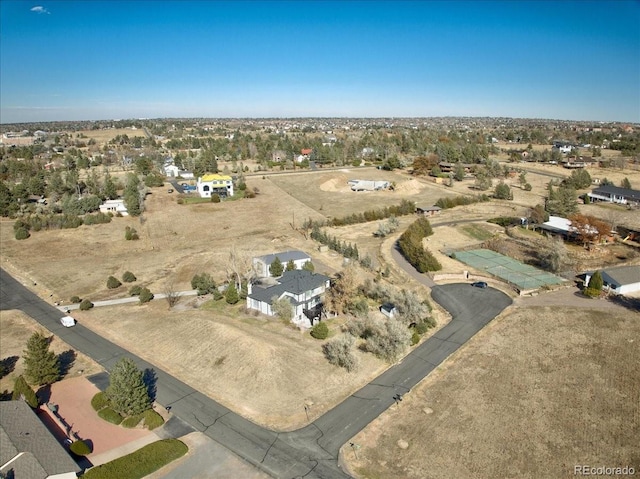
<box><xmin>163</xmin><ymin>280</ymin><xmax>180</xmax><ymax>308</ymax></box>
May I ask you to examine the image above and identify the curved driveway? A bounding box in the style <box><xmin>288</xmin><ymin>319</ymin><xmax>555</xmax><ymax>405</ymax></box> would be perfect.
<box><xmin>1</xmin><ymin>267</ymin><xmax>510</xmax><ymax>479</ymax></box>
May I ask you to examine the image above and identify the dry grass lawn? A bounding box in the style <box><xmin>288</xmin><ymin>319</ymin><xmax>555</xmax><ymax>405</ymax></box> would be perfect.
<box><xmin>0</xmin><ymin>310</ymin><xmax>104</xmax><ymax>394</ymax></box>
<box><xmin>343</xmin><ymin>304</ymin><xmax>640</xmax><ymax>479</ymax></box>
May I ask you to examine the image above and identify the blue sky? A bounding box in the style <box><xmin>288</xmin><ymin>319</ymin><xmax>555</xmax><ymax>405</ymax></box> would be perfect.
<box><xmin>1</xmin><ymin>1</ymin><xmax>638</xmax><ymax>123</ymax></box>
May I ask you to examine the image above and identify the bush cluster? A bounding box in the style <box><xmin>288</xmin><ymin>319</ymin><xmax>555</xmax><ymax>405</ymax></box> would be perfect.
<box><xmin>82</xmin><ymin>212</ymin><xmax>112</xmax><ymax>225</ymax></box>
<box><xmin>107</xmin><ymin>276</ymin><xmax>122</xmax><ymax>289</ymax></box>
<box><xmin>435</xmin><ymin>194</ymin><xmax>490</xmax><ymax>209</ymax></box>
<box><xmin>304</xmin><ymin>199</ymin><xmax>415</xmax><ymax>229</ymax></box>
<box><xmin>70</xmin><ymin>296</ymin><xmax>82</xmax><ymax>303</ymax></box>
<box><xmin>191</xmin><ymin>273</ymin><xmax>217</xmax><ymax>295</ymax></box>
<box><xmin>398</xmin><ymin>217</ymin><xmax>441</xmax><ymax>273</ymax></box>
<box><xmin>139</xmin><ymin>288</ymin><xmax>154</xmax><ymax>303</ymax></box>
<box><xmin>129</xmin><ymin>285</ymin><xmax>142</xmax><ymax>296</ymax></box>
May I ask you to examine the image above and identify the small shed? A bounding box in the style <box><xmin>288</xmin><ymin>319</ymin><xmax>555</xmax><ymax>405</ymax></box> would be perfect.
<box><xmin>416</xmin><ymin>205</ymin><xmax>442</xmax><ymax>217</ymax></box>
<box><xmin>380</xmin><ymin>303</ymin><xmax>398</xmax><ymax>318</ymax></box>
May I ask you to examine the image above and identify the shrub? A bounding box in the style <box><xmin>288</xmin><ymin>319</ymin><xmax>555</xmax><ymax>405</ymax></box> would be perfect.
<box><xmin>225</xmin><ymin>283</ymin><xmax>239</xmax><ymax>304</ymax></box>
<box><xmin>363</xmin><ymin>319</ymin><xmax>412</xmax><ymax>362</ymax></box>
<box><xmin>211</xmin><ymin>194</ymin><xmax>221</xmax><ymax>203</ymax></box>
<box><xmin>415</xmin><ymin>320</ymin><xmax>432</xmax><ymax>334</ymax></box>
<box><xmin>15</xmin><ymin>227</ymin><xmax>30</xmax><ymax>240</ymax></box>
<box><xmin>122</xmin><ymin>271</ymin><xmax>137</xmax><ymax>283</ymax></box>
<box><xmin>91</xmin><ymin>392</ymin><xmax>108</xmax><ymax>411</ymax></box>
<box><xmin>411</xmin><ymin>331</ymin><xmax>421</xmax><ymax>345</ymax></box>
<box><xmin>107</xmin><ymin>276</ymin><xmax>122</xmax><ymax>289</ymax></box>
<box><xmin>322</xmin><ymin>334</ymin><xmax>358</xmax><ymax>372</ymax></box>
<box><xmin>79</xmin><ymin>299</ymin><xmax>94</xmax><ymax>311</ymax></box>
<box><xmin>98</xmin><ymin>407</ymin><xmax>123</xmax><ymax>425</ymax></box>
<box><xmin>121</xmin><ymin>414</ymin><xmax>143</xmax><ymax>428</ymax></box>
<box><xmin>129</xmin><ymin>285</ymin><xmax>142</xmax><ymax>296</ymax></box>
<box><xmin>81</xmin><ymin>439</ymin><xmax>187</xmax><ymax>479</ymax></box>
<box><xmin>310</xmin><ymin>322</ymin><xmax>329</xmax><ymax>340</ymax></box>
<box><xmin>70</xmin><ymin>296</ymin><xmax>82</xmax><ymax>303</ymax></box>
<box><xmin>583</xmin><ymin>287</ymin><xmax>600</xmax><ymax>298</ymax></box>
<box><xmin>125</xmin><ymin>226</ymin><xmax>139</xmax><ymax>240</ymax></box>
<box><xmin>70</xmin><ymin>439</ymin><xmax>92</xmax><ymax>456</ymax></box>
<box><xmin>191</xmin><ymin>273</ymin><xmax>217</xmax><ymax>295</ymax></box>
<box><xmin>143</xmin><ymin>409</ymin><xmax>165</xmax><ymax>430</ymax></box>
<box><xmin>12</xmin><ymin>375</ymin><xmax>38</xmax><ymax>408</ymax></box>
<box><xmin>139</xmin><ymin>288</ymin><xmax>154</xmax><ymax>303</ymax></box>
<box><xmin>588</xmin><ymin>270</ymin><xmax>603</xmax><ymax>291</ymax></box>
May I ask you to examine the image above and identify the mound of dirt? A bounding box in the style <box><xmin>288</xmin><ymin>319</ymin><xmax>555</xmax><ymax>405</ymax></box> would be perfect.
<box><xmin>320</xmin><ymin>174</ymin><xmax>351</xmax><ymax>192</ymax></box>
<box><xmin>393</xmin><ymin>178</ymin><xmax>424</xmax><ymax>195</ymax></box>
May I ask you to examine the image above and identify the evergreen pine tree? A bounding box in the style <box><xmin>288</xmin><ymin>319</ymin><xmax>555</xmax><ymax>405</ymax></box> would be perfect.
<box><xmin>286</xmin><ymin>259</ymin><xmax>296</xmax><ymax>271</ymax></box>
<box><xmin>105</xmin><ymin>358</ymin><xmax>151</xmax><ymax>416</ymax></box>
<box><xmin>225</xmin><ymin>282</ymin><xmax>240</xmax><ymax>304</ymax></box>
<box><xmin>588</xmin><ymin>271</ymin><xmax>603</xmax><ymax>291</ymax></box>
<box><xmin>23</xmin><ymin>332</ymin><xmax>60</xmax><ymax>386</ymax></box>
<box><xmin>269</xmin><ymin>257</ymin><xmax>284</xmax><ymax>277</ymax></box>
<box><xmin>12</xmin><ymin>375</ymin><xmax>38</xmax><ymax>407</ymax></box>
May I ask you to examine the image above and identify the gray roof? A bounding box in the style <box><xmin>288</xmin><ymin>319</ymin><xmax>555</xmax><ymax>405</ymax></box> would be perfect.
<box><xmin>0</xmin><ymin>400</ymin><xmax>80</xmax><ymax>478</ymax></box>
<box><xmin>255</xmin><ymin>250</ymin><xmax>310</xmax><ymax>265</ymax></box>
<box><xmin>591</xmin><ymin>185</ymin><xmax>640</xmax><ymax>202</ymax></box>
<box><xmin>602</xmin><ymin>265</ymin><xmax>640</xmax><ymax>286</ymax></box>
<box><xmin>249</xmin><ymin>270</ymin><xmax>329</xmax><ymax>304</ymax></box>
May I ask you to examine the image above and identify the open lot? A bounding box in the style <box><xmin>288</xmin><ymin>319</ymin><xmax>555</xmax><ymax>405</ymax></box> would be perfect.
<box><xmin>342</xmin><ymin>303</ymin><xmax>640</xmax><ymax>479</ymax></box>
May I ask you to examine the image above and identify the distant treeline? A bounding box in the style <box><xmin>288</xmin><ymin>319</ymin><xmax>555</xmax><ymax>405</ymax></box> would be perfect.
<box><xmin>435</xmin><ymin>194</ymin><xmax>490</xmax><ymax>210</ymax></box>
<box><xmin>14</xmin><ymin>212</ymin><xmax>112</xmax><ymax>239</ymax></box>
<box><xmin>398</xmin><ymin>217</ymin><xmax>441</xmax><ymax>273</ymax></box>
<box><xmin>303</xmin><ymin>199</ymin><xmax>415</xmax><ymax>229</ymax></box>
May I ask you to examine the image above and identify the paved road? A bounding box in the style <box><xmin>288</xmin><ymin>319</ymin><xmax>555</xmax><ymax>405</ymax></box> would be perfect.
<box><xmin>1</xmin><ymin>268</ymin><xmax>510</xmax><ymax>478</ymax></box>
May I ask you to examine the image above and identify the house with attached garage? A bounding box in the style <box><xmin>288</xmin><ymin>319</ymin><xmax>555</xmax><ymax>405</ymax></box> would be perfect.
<box><xmin>253</xmin><ymin>251</ymin><xmax>311</xmax><ymax>278</ymax></box>
<box><xmin>584</xmin><ymin>265</ymin><xmax>640</xmax><ymax>295</ymax></box>
<box><xmin>0</xmin><ymin>400</ymin><xmax>81</xmax><ymax>479</ymax></box>
<box><xmin>99</xmin><ymin>199</ymin><xmax>128</xmax><ymax>216</ymax></box>
<box><xmin>246</xmin><ymin>269</ymin><xmax>330</xmax><ymax>327</ymax></box>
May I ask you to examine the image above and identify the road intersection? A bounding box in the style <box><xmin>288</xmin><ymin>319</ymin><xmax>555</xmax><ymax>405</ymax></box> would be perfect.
<box><xmin>1</xmin><ymin>267</ymin><xmax>511</xmax><ymax>478</ymax></box>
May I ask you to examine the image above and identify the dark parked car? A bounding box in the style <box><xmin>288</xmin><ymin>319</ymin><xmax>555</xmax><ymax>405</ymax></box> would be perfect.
<box><xmin>471</xmin><ymin>281</ymin><xmax>488</xmax><ymax>288</ymax></box>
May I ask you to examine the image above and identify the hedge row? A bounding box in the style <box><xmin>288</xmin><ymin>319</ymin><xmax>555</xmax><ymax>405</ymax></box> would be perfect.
<box><xmin>304</xmin><ymin>199</ymin><xmax>415</xmax><ymax>229</ymax></box>
<box><xmin>398</xmin><ymin>217</ymin><xmax>442</xmax><ymax>273</ymax></box>
<box><xmin>435</xmin><ymin>194</ymin><xmax>490</xmax><ymax>210</ymax></box>
<box><xmin>81</xmin><ymin>439</ymin><xmax>187</xmax><ymax>479</ymax></box>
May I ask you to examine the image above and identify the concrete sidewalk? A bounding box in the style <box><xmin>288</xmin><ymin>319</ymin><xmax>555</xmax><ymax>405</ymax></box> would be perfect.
<box><xmin>57</xmin><ymin>290</ymin><xmax>198</xmax><ymax>312</ymax></box>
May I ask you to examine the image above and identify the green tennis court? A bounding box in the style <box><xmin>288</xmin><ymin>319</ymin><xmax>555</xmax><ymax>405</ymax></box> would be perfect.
<box><xmin>454</xmin><ymin>249</ymin><xmax>566</xmax><ymax>290</ymax></box>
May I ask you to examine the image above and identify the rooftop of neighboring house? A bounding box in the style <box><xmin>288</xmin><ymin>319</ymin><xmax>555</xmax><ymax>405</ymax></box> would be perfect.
<box><xmin>599</xmin><ymin>265</ymin><xmax>640</xmax><ymax>285</ymax></box>
<box><xmin>0</xmin><ymin>400</ymin><xmax>81</xmax><ymax>479</ymax></box>
<box><xmin>200</xmin><ymin>173</ymin><xmax>232</xmax><ymax>182</ymax></box>
<box><xmin>591</xmin><ymin>184</ymin><xmax>640</xmax><ymax>201</ymax></box>
<box><xmin>254</xmin><ymin>250</ymin><xmax>311</xmax><ymax>265</ymax></box>
<box><xmin>248</xmin><ymin>269</ymin><xmax>330</xmax><ymax>304</ymax></box>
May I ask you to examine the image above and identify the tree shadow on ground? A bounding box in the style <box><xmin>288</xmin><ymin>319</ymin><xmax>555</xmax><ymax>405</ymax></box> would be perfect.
<box><xmin>37</xmin><ymin>384</ymin><xmax>52</xmax><ymax>404</ymax></box>
<box><xmin>58</xmin><ymin>349</ymin><xmax>76</xmax><ymax>378</ymax></box>
<box><xmin>0</xmin><ymin>356</ymin><xmax>19</xmax><ymax>378</ymax></box>
<box><xmin>143</xmin><ymin>368</ymin><xmax>157</xmax><ymax>402</ymax></box>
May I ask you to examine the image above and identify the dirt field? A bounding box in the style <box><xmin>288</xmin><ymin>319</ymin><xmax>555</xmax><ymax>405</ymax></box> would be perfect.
<box><xmin>0</xmin><ymin>310</ymin><xmax>104</xmax><ymax>394</ymax></box>
<box><xmin>76</xmin><ymin>127</ymin><xmax>147</xmax><ymax>143</ymax></box>
<box><xmin>342</xmin><ymin>304</ymin><xmax>640</xmax><ymax>479</ymax></box>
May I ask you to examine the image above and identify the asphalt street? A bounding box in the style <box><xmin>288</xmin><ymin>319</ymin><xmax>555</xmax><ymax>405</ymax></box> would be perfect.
<box><xmin>1</xmin><ymin>266</ymin><xmax>511</xmax><ymax>479</ymax></box>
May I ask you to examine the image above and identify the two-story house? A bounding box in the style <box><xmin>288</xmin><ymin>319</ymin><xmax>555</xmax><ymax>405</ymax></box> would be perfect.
<box><xmin>246</xmin><ymin>270</ymin><xmax>330</xmax><ymax>328</ymax></box>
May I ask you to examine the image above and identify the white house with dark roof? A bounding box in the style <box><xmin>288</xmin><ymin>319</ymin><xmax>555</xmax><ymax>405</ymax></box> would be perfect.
<box><xmin>588</xmin><ymin>185</ymin><xmax>640</xmax><ymax>206</ymax></box>
<box><xmin>584</xmin><ymin>265</ymin><xmax>640</xmax><ymax>295</ymax></box>
<box><xmin>246</xmin><ymin>269</ymin><xmax>330</xmax><ymax>327</ymax></box>
<box><xmin>0</xmin><ymin>400</ymin><xmax>80</xmax><ymax>479</ymax></box>
<box><xmin>253</xmin><ymin>251</ymin><xmax>311</xmax><ymax>278</ymax></box>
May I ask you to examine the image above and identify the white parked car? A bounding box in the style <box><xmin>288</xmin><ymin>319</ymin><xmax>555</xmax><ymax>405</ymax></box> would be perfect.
<box><xmin>60</xmin><ymin>316</ymin><xmax>76</xmax><ymax>327</ymax></box>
